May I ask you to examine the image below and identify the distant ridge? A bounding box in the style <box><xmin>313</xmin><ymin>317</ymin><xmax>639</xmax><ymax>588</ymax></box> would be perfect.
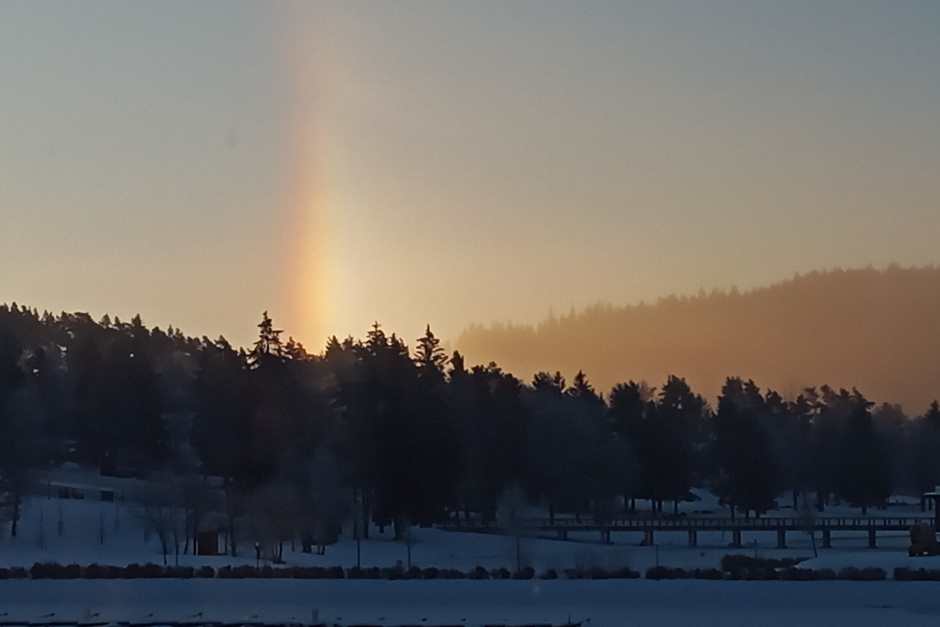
<box><xmin>456</xmin><ymin>266</ymin><xmax>940</xmax><ymax>411</ymax></box>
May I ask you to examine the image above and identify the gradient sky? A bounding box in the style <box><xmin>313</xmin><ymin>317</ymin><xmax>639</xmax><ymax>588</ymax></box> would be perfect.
<box><xmin>2</xmin><ymin>1</ymin><xmax>938</xmax><ymax>351</ymax></box>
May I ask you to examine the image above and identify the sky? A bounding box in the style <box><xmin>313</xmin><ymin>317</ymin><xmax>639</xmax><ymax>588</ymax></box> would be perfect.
<box><xmin>2</xmin><ymin>1</ymin><xmax>939</xmax><ymax>351</ymax></box>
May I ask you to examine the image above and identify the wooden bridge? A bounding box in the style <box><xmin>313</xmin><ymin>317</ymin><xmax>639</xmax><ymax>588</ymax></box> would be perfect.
<box><xmin>440</xmin><ymin>515</ymin><xmax>936</xmax><ymax>549</ymax></box>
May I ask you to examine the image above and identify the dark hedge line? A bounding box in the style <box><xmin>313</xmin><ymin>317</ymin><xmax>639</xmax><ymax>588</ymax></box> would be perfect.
<box><xmin>0</xmin><ymin>567</ymin><xmax>29</xmax><ymax>579</ymax></box>
<box><xmin>13</xmin><ymin>561</ymin><xmax>893</xmax><ymax>581</ymax></box>
<box><xmin>17</xmin><ymin>562</ymin><xmax>639</xmax><ymax>580</ymax></box>
<box><xmin>645</xmin><ymin>565</ymin><xmax>885</xmax><ymax>581</ymax></box>
<box><xmin>720</xmin><ymin>555</ymin><xmax>802</xmax><ymax>574</ymax></box>
<box><xmin>894</xmin><ymin>567</ymin><xmax>940</xmax><ymax>581</ymax></box>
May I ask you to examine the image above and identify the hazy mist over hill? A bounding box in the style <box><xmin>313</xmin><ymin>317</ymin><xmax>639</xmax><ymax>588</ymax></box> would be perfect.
<box><xmin>456</xmin><ymin>266</ymin><xmax>940</xmax><ymax>412</ymax></box>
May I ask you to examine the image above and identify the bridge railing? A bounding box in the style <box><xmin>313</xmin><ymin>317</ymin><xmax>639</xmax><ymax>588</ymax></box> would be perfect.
<box><xmin>441</xmin><ymin>515</ymin><xmax>934</xmax><ymax>532</ymax></box>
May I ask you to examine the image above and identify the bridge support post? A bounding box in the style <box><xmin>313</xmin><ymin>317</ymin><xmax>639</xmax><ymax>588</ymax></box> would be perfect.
<box><xmin>776</xmin><ymin>528</ymin><xmax>786</xmax><ymax>549</ymax></box>
<box><xmin>557</xmin><ymin>529</ymin><xmax>567</xmax><ymax>541</ymax></box>
<box><xmin>601</xmin><ymin>529</ymin><xmax>611</xmax><ymax>544</ymax></box>
<box><xmin>731</xmin><ymin>529</ymin><xmax>742</xmax><ymax>548</ymax></box>
<box><xmin>643</xmin><ymin>529</ymin><xmax>654</xmax><ymax>546</ymax></box>
<box><xmin>868</xmin><ymin>528</ymin><xmax>877</xmax><ymax>549</ymax></box>
<box><xmin>688</xmin><ymin>529</ymin><xmax>697</xmax><ymax>547</ymax></box>
<box><xmin>822</xmin><ymin>529</ymin><xmax>831</xmax><ymax>549</ymax></box>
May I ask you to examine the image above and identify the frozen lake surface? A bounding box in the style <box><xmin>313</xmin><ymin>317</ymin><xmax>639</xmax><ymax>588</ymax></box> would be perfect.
<box><xmin>3</xmin><ymin>579</ymin><xmax>940</xmax><ymax>627</ymax></box>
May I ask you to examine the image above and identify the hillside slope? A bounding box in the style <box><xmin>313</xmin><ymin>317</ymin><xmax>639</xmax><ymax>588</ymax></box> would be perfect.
<box><xmin>456</xmin><ymin>266</ymin><xmax>940</xmax><ymax>409</ymax></box>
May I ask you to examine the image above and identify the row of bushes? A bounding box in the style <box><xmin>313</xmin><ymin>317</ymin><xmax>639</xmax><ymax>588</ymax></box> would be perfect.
<box><xmin>8</xmin><ymin>561</ymin><xmax>897</xmax><ymax>581</ymax></box>
<box><xmin>894</xmin><ymin>567</ymin><xmax>940</xmax><ymax>581</ymax></box>
<box><xmin>15</xmin><ymin>562</ymin><xmax>641</xmax><ymax>581</ymax></box>
<box><xmin>720</xmin><ymin>555</ymin><xmax>802</xmax><ymax>574</ymax></box>
<box><xmin>646</xmin><ymin>565</ymin><xmax>887</xmax><ymax>581</ymax></box>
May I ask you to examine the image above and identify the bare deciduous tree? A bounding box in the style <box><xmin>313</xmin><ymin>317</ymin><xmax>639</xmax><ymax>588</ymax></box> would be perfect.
<box><xmin>133</xmin><ymin>474</ymin><xmax>182</xmax><ymax>566</ymax></box>
<box><xmin>498</xmin><ymin>483</ymin><xmax>530</xmax><ymax>572</ymax></box>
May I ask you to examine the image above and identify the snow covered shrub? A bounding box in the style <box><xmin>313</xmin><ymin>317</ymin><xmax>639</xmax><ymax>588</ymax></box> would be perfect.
<box><xmin>540</xmin><ymin>568</ymin><xmax>559</xmax><ymax>580</ymax></box>
<box><xmin>301</xmin><ymin>566</ymin><xmax>325</xmax><ymax>578</ymax></box>
<box><xmin>232</xmin><ymin>565</ymin><xmax>259</xmax><ymax>578</ymax></box>
<box><xmin>30</xmin><ymin>562</ymin><xmax>81</xmax><ymax>579</ymax></box>
<box><xmin>120</xmin><ymin>563</ymin><xmax>164</xmax><ymax>578</ymax></box>
<box><xmin>895</xmin><ymin>567</ymin><xmax>940</xmax><ymax>581</ymax></box>
<box><xmin>29</xmin><ymin>562</ymin><xmax>57</xmax><ymax>579</ymax></box>
<box><xmin>744</xmin><ymin>567</ymin><xmax>776</xmax><ymax>581</ymax></box>
<box><xmin>468</xmin><ymin>566</ymin><xmax>490</xmax><ymax>580</ymax></box>
<box><xmin>692</xmin><ymin>568</ymin><xmax>724</xmax><ymax>580</ymax></box>
<box><xmin>121</xmin><ymin>563</ymin><xmax>143</xmax><ymax>578</ymax></box>
<box><xmin>164</xmin><ymin>566</ymin><xmax>194</xmax><ymax>578</ymax></box>
<box><xmin>421</xmin><ymin>567</ymin><xmax>440</xmax><ymax>579</ymax></box>
<box><xmin>893</xmin><ymin>567</ymin><xmax>931</xmax><ymax>581</ymax></box>
<box><xmin>721</xmin><ymin>555</ymin><xmax>800</xmax><ymax>577</ymax></box>
<box><xmin>611</xmin><ymin>567</ymin><xmax>641</xmax><ymax>579</ymax></box>
<box><xmin>581</xmin><ymin>567</ymin><xmax>640</xmax><ymax>579</ymax></box>
<box><xmin>142</xmin><ymin>563</ymin><xmax>164</xmax><ymax>578</ymax></box>
<box><xmin>83</xmin><ymin>564</ymin><xmax>108</xmax><ymax>579</ymax></box>
<box><xmin>512</xmin><ymin>566</ymin><xmax>535</xmax><ymax>580</ymax></box>
<box><xmin>196</xmin><ymin>566</ymin><xmax>215</xmax><ymax>578</ymax></box>
<box><xmin>439</xmin><ymin>568</ymin><xmax>465</xmax><ymax>579</ymax></box>
<box><xmin>838</xmin><ymin>567</ymin><xmax>885</xmax><ymax>581</ymax></box>
<box><xmin>490</xmin><ymin>567</ymin><xmax>511</xmax><ymax>579</ymax></box>
<box><xmin>778</xmin><ymin>567</ymin><xmax>816</xmax><ymax>581</ymax></box>
<box><xmin>216</xmin><ymin>565</ymin><xmax>233</xmax><ymax>578</ymax></box>
<box><xmin>346</xmin><ymin>566</ymin><xmax>381</xmax><ymax>579</ymax></box>
<box><xmin>645</xmin><ymin>566</ymin><xmax>689</xmax><ymax>580</ymax></box>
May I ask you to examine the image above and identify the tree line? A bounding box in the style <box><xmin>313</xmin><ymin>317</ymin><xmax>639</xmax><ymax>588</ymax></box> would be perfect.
<box><xmin>2</xmin><ymin>302</ymin><xmax>939</xmax><ymax>558</ymax></box>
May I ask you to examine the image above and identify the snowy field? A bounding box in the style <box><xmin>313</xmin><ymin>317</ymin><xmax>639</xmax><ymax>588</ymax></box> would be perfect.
<box><xmin>3</xmin><ymin>579</ymin><xmax>940</xmax><ymax>626</ymax></box>
<box><xmin>1</xmin><ymin>495</ymin><xmax>934</xmax><ymax>574</ymax></box>
<box><xmin>4</xmin><ymin>495</ymin><xmax>940</xmax><ymax>625</ymax></box>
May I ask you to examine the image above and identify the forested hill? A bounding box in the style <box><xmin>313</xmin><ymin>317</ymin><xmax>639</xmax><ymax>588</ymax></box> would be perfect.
<box><xmin>456</xmin><ymin>266</ymin><xmax>940</xmax><ymax>411</ymax></box>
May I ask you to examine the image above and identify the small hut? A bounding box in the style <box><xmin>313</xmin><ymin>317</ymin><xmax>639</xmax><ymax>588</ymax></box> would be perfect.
<box><xmin>195</xmin><ymin>512</ymin><xmax>227</xmax><ymax>556</ymax></box>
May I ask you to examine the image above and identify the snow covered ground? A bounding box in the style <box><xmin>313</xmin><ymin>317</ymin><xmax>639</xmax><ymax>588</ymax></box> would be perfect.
<box><xmin>4</xmin><ymin>495</ymin><xmax>940</xmax><ymax>625</ymax></box>
<box><xmin>0</xmin><ymin>498</ymin><xmax>924</xmax><ymax>571</ymax></box>
<box><xmin>0</xmin><ymin>494</ymin><xmax>930</xmax><ymax>573</ymax></box>
<box><xmin>3</xmin><ymin>579</ymin><xmax>940</xmax><ymax>626</ymax></box>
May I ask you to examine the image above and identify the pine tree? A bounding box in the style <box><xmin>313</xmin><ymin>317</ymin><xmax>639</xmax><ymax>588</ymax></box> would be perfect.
<box><xmin>567</xmin><ymin>370</ymin><xmax>601</xmax><ymax>405</ymax></box>
<box><xmin>250</xmin><ymin>311</ymin><xmax>283</xmax><ymax>365</ymax></box>
<box><xmin>414</xmin><ymin>325</ymin><xmax>448</xmax><ymax>382</ymax></box>
<box><xmin>913</xmin><ymin>400</ymin><xmax>940</xmax><ymax>509</ymax></box>
<box><xmin>653</xmin><ymin>376</ymin><xmax>705</xmax><ymax>511</ymax></box>
<box><xmin>838</xmin><ymin>391</ymin><xmax>890</xmax><ymax>514</ymax></box>
<box><xmin>927</xmin><ymin>400</ymin><xmax>940</xmax><ymax>428</ymax></box>
<box><xmin>532</xmin><ymin>371</ymin><xmax>565</xmax><ymax>396</ymax></box>
<box><xmin>448</xmin><ymin>350</ymin><xmax>466</xmax><ymax>380</ymax></box>
<box><xmin>713</xmin><ymin>378</ymin><xmax>778</xmax><ymax>517</ymax></box>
